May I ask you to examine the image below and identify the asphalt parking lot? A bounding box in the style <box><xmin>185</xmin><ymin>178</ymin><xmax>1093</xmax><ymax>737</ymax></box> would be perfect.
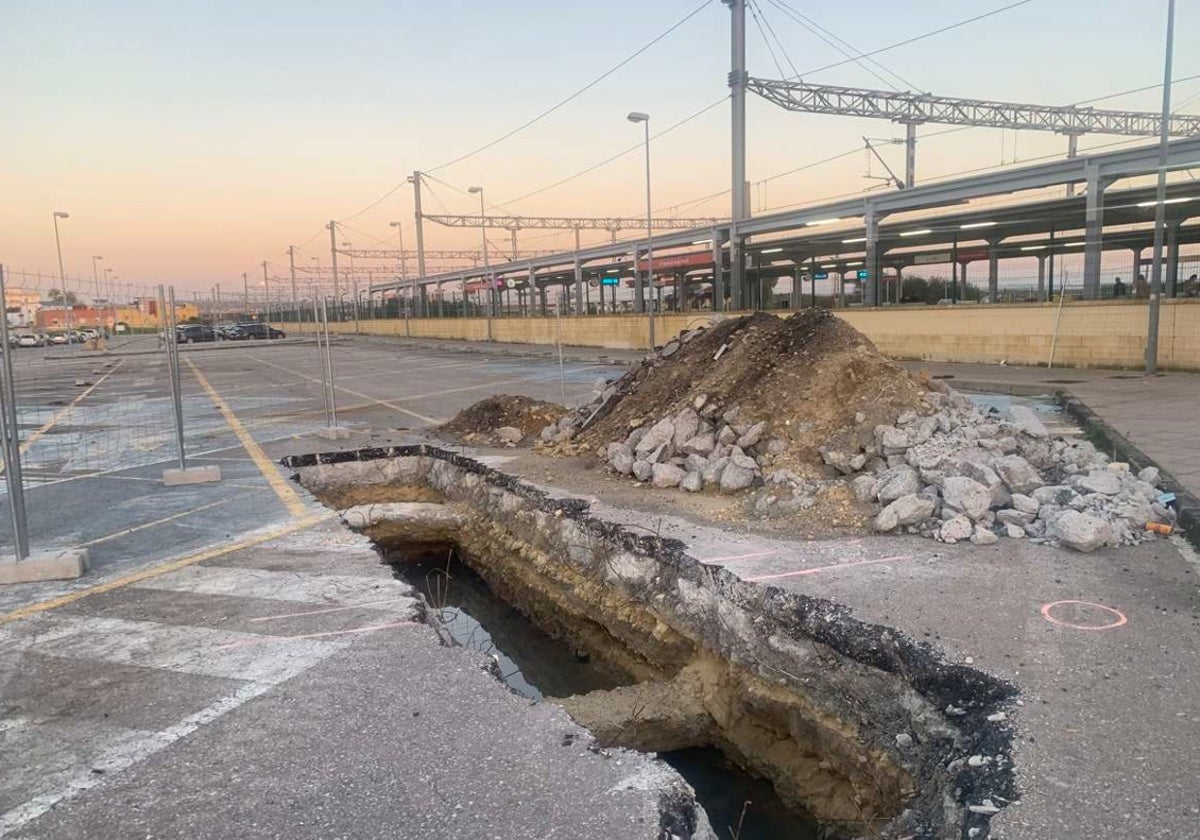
<box><xmin>0</xmin><ymin>336</ymin><xmax>622</xmax><ymax>614</ymax></box>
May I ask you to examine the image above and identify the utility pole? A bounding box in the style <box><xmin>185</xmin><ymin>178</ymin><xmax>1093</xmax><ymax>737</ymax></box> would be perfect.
<box><xmin>410</xmin><ymin>171</ymin><xmax>427</xmax><ymax>282</ymax></box>
<box><xmin>288</xmin><ymin>245</ymin><xmax>299</xmax><ymax>326</ymax></box>
<box><xmin>727</xmin><ymin>0</ymin><xmax>748</xmax><ymax>308</ymax></box>
<box><xmin>262</xmin><ymin>261</ymin><xmax>270</xmax><ymax>325</ymax></box>
<box><xmin>903</xmin><ymin>122</ymin><xmax>918</xmax><ymax>188</ymax></box>
<box><xmin>327</xmin><ymin>220</ymin><xmax>340</xmax><ymax>320</ymax></box>
<box><xmin>242</xmin><ymin>272</ymin><xmax>249</xmax><ymax>317</ymax></box>
<box><xmin>1147</xmin><ymin>0</ymin><xmax>1175</xmax><ymax>375</ymax></box>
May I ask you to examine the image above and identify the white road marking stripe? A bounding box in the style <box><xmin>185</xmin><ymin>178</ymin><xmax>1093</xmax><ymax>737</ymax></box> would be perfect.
<box><xmin>131</xmin><ymin>565</ymin><xmax>416</xmax><ymax>609</ymax></box>
<box><xmin>0</xmin><ymin>615</ymin><xmax>347</xmax><ymax>685</ymax></box>
<box><xmin>0</xmin><ymin>681</ymin><xmax>274</xmax><ymax>837</ymax></box>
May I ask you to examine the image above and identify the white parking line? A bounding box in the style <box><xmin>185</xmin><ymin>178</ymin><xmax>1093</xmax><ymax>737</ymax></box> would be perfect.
<box><xmin>0</xmin><ymin>614</ymin><xmax>349</xmax><ymax>684</ymax></box>
<box><xmin>133</xmin><ymin>565</ymin><xmax>418</xmax><ymax>610</ymax></box>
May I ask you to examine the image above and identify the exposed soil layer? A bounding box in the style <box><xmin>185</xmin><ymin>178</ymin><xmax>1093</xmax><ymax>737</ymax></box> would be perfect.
<box><xmin>576</xmin><ymin>311</ymin><xmax>927</xmax><ymax>477</ymax></box>
<box><xmin>286</xmin><ymin>445</ymin><xmax>1018</xmax><ymax>840</ymax></box>
<box><xmin>312</xmin><ymin>484</ymin><xmax>444</xmax><ymax>509</ymax></box>
<box><xmin>442</xmin><ymin>394</ymin><xmax>567</xmax><ymax>445</ymax></box>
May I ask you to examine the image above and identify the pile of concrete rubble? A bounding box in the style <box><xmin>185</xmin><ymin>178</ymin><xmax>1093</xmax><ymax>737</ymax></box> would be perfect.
<box><xmin>599</xmin><ymin>400</ymin><xmax>782</xmax><ymax>494</ymax></box>
<box><xmin>823</xmin><ymin>387</ymin><xmax>1174</xmax><ymax>552</ymax></box>
<box><xmin>533</xmin><ymin>311</ymin><xmax>1174</xmax><ymax>552</ymax></box>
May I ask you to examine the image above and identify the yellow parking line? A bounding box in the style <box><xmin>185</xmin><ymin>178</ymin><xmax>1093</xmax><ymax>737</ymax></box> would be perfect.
<box><xmin>76</xmin><ymin>495</ymin><xmax>248</xmax><ymax>548</ymax></box>
<box><xmin>184</xmin><ymin>358</ymin><xmax>309</xmax><ymax>518</ymax></box>
<box><xmin>0</xmin><ymin>513</ymin><xmax>330</xmax><ymax>626</ymax></box>
<box><xmin>0</xmin><ymin>360</ymin><xmax>125</xmax><ymax>476</ymax></box>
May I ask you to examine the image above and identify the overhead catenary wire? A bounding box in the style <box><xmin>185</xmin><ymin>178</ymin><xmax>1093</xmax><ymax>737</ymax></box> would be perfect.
<box><xmin>799</xmin><ymin>0</ymin><xmax>1035</xmax><ymax>81</ymax></box>
<box><xmin>333</xmin><ymin>0</ymin><xmax>715</xmax><ymax>225</ymax></box>
<box><xmin>748</xmin><ymin>1</ymin><xmax>790</xmax><ymax>80</ymax></box>
<box><xmin>751</xmin><ymin>0</ymin><xmax>802</xmax><ymax>81</ymax></box>
<box><xmin>763</xmin><ymin>0</ymin><xmax>916</xmax><ymax>91</ymax></box>
<box><xmin>497</xmin><ymin>95</ymin><xmax>730</xmax><ymax>209</ymax></box>
<box><xmin>424</xmin><ymin>0</ymin><xmax>715</xmax><ymax>174</ymax></box>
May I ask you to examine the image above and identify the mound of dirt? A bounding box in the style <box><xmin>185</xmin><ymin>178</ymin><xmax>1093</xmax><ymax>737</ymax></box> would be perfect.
<box><xmin>442</xmin><ymin>395</ymin><xmax>567</xmax><ymax>447</ymax></box>
<box><xmin>574</xmin><ymin>310</ymin><xmax>926</xmax><ymax>478</ymax></box>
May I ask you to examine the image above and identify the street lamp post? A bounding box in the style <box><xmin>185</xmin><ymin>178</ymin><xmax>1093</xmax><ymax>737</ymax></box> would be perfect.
<box><xmin>91</xmin><ymin>256</ymin><xmax>103</xmax><ymax>328</ymax></box>
<box><xmin>51</xmin><ymin>211</ymin><xmax>74</xmax><ymax>339</ymax></box>
<box><xmin>104</xmin><ymin>267</ymin><xmax>115</xmax><ymax>332</ymax></box>
<box><xmin>627</xmin><ymin>112</ymin><xmax>655</xmax><ymax>348</ymax></box>
<box><xmin>389</xmin><ymin>221</ymin><xmax>412</xmax><ymax>318</ymax></box>
<box><xmin>261</xmin><ymin>261</ymin><xmax>270</xmax><ymax>326</ymax></box>
<box><xmin>468</xmin><ymin>186</ymin><xmax>493</xmax><ymax>341</ymax></box>
<box><xmin>1146</xmin><ymin>0</ymin><xmax>1176</xmax><ymax>375</ymax></box>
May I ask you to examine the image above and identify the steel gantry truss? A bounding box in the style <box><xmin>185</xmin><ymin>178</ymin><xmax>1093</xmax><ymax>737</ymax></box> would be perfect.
<box><xmin>746</xmin><ymin>78</ymin><xmax>1200</xmax><ymax>190</ymax></box>
<box><xmin>422</xmin><ymin>215</ymin><xmax>724</xmax><ymax>232</ymax></box>
<box><xmin>335</xmin><ymin>248</ymin><xmax>563</xmax><ymax>260</ymax></box>
<box><xmin>747</xmin><ymin>79</ymin><xmax>1200</xmax><ymax>137</ymax></box>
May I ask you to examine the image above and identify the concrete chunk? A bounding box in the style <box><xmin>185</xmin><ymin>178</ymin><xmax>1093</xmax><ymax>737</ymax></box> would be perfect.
<box><xmin>0</xmin><ymin>549</ymin><xmax>88</xmax><ymax>585</ymax></box>
<box><xmin>162</xmin><ymin>465</ymin><xmax>222</xmax><ymax>486</ymax></box>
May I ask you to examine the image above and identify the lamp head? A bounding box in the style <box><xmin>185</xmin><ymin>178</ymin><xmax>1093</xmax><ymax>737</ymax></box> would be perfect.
<box><xmin>53</xmin><ymin>211</ymin><xmax>70</xmax><ymax>219</ymax></box>
<box><xmin>627</xmin><ymin>111</ymin><xmax>649</xmax><ymax>123</ymax></box>
<box><xmin>389</xmin><ymin>221</ymin><xmax>402</xmax><ymax>228</ymax></box>
<box><xmin>93</xmin><ymin>255</ymin><xmax>103</xmax><ymax>260</ymax></box>
<box><xmin>468</xmin><ymin>186</ymin><xmax>483</xmax><ymax>194</ymax></box>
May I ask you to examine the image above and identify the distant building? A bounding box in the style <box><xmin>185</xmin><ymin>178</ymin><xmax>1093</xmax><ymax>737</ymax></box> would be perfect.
<box><xmin>36</xmin><ymin>302</ymin><xmax>198</xmax><ymax>331</ymax></box>
<box><xmin>4</xmin><ymin>288</ymin><xmax>40</xmax><ymax>328</ymax></box>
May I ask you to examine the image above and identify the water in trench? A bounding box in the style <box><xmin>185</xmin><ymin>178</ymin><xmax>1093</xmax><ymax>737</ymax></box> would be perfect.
<box><xmin>965</xmin><ymin>390</ymin><xmax>1082</xmax><ymax>437</ymax></box>
<box><xmin>385</xmin><ymin>542</ymin><xmax>821</xmax><ymax>840</ymax></box>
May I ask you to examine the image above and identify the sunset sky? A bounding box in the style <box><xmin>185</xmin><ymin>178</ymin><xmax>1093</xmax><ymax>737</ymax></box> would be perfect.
<box><xmin>1</xmin><ymin>0</ymin><xmax>1194</xmax><ymax>298</ymax></box>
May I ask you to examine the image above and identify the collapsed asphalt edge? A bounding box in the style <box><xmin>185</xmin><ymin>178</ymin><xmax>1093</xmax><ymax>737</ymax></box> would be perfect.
<box><xmin>282</xmin><ymin>444</ymin><xmax>1019</xmax><ymax>839</ymax></box>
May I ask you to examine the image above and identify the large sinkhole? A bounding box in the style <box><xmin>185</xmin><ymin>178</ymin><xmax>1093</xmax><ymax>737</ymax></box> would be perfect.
<box><xmin>386</xmin><ymin>541</ymin><xmax>822</xmax><ymax>840</ymax></box>
<box><xmin>291</xmin><ymin>447</ymin><xmax>1019</xmax><ymax>840</ymax></box>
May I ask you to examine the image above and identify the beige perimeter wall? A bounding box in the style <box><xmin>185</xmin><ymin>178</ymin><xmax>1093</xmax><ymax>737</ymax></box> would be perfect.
<box><xmin>279</xmin><ymin>299</ymin><xmax>1200</xmax><ymax>371</ymax></box>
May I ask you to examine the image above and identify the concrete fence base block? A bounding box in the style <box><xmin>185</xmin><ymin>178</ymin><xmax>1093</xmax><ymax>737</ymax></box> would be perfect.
<box><xmin>316</xmin><ymin>427</ymin><xmax>352</xmax><ymax>440</ymax></box>
<box><xmin>0</xmin><ymin>548</ymin><xmax>89</xmax><ymax>585</ymax></box>
<box><xmin>162</xmin><ymin>465</ymin><xmax>222</xmax><ymax>486</ymax></box>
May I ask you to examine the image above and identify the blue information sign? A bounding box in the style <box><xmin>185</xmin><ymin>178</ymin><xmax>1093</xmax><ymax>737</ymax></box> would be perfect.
<box><xmin>813</xmin><ymin>271</ymin><xmax>829</xmax><ymax>280</ymax></box>
<box><xmin>857</xmin><ymin>269</ymin><xmax>870</xmax><ymax>280</ymax></box>
<box><xmin>601</xmin><ymin>276</ymin><xmax>620</xmax><ymax>286</ymax></box>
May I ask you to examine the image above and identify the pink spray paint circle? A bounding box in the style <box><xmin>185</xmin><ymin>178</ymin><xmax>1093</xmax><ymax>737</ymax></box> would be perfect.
<box><xmin>1041</xmin><ymin>600</ymin><xmax>1128</xmax><ymax>631</ymax></box>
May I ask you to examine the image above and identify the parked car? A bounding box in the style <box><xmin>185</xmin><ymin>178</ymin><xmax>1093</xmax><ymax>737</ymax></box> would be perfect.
<box><xmin>50</xmin><ymin>333</ymin><xmax>70</xmax><ymax>345</ymax></box>
<box><xmin>16</xmin><ymin>333</ymin><xmax>43</xmax><ymax>348</ymax></box>
<box><xmin>231</xmin><ymin>323</ymin><xmax>285</xmax><ymax>340</ymax></box>
<box><xmin>176</xmin><ymin>324</ymin><xmax>218</xmax><ymax>343</ymax></box>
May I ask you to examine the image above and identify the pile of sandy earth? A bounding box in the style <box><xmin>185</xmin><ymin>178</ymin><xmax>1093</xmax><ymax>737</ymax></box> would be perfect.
<box><xmin>529</xmin><ymin>310</ymin><xmax>1175</xmax><ymax>552</ymax></box>
<box><xmin>441</xmin><ymin>395</ymin><xmax>566</xmax><ymax>448</ymax></box>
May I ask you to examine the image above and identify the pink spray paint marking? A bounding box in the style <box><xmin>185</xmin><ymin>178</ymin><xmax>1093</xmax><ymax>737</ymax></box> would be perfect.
<box><xmin>744</xmin><ymin>554</ymin><xmax>915</xmax><ymax>582</ymax></box>
<box><xmin>1040</xmin><ymin>600</ymin><xmax>1128</xmax><ymax>631</ymax></box>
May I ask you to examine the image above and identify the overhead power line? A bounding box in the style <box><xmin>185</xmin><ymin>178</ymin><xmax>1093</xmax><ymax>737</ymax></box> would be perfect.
<box><xmin>426</xmin><ymin>0</ymin><xmax>715</xmax><ymax>174</ymax></box>
<box><xmin>500</xmin><ymin>95</ymin><xmax>729</xmax><ymax>208</ymax></box>
<box><xmin>800</xmin><ymin>0</ymin><xmax>1035</xmax><ymax>80</ymax></box>
<box><xmin>763</xmin><ymin>0</ymin><xmax>916</xmax><ymax>91</ymax></box>
<box><xmin>334</xmin><ymin>0</ymin><xmax>715</xmax><ymax>225</ymax></box>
